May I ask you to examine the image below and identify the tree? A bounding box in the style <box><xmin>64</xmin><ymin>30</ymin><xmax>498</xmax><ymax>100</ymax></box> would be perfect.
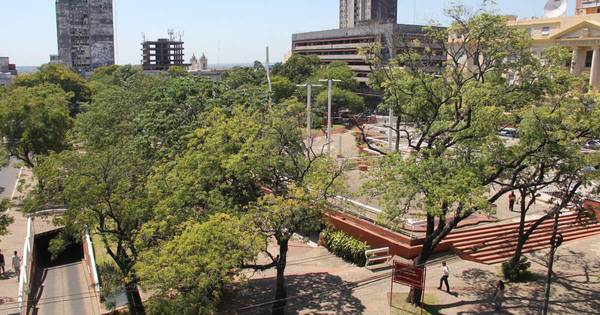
<box><xmin>312</xmin><ymin>61</ymin><xmax>358</xmax><ymax>90</ymax></box>
<box><xmin>0</xmin><ymin>199</ymin><xmax>13</xmax><ymax>238</ymax></box>
<box><xmin>362</xmin><ymin>7</ymin><xmax>598</xmax><ymax>304</ymax></box>
<box><xmin>12</xmin><ymin>64</ymin><xmax>90</xmax><ymax>116</ymax></box>
<box><xmin>273</xmin><ymin>54</ymin><xmax>321</xmax><ymax>84</ymax></box>
<box><xmin>0</xmin><ymin>84</ymin><xmax>73</xmax><ymax>168</ymax></box>
<box><xmin>239</xmin><ymin>105</ymin><xmax>345</xmax><ymax>315</ymax></box>
<box><xmin>315</xmin><ymin>86</ymin><xmax>364</xmax><ymax>116</ymax></box>
<box><xmin>270</xmin><ymin>75</ymin><xmax>296</xmax><ymax>102</ymax></box>
<box><xmin>28</xmin><ymin>145</ymin><xmax>152</xmax><ymax>315</ymax></box>
<box><xmin>137</xmin><ymin>213</ymin><xmax>262</xmax><ymax>315</ymax></box>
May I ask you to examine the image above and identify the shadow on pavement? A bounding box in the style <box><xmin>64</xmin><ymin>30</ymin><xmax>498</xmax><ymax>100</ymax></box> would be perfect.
<box><xmin>220</xmin><ymin>272</ymin><xmax>367</xmax><ymax>315</ymax></box>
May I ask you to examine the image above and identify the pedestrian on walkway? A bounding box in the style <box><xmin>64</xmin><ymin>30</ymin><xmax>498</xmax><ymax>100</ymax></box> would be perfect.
<box><xmin>508</xmin><ymin>191</ymin><xmax>516</xmax><ymax>212</ymax></box>
<box><xmin>438</xmin><ymin>262</ymin><xmax>450</xmax><ymax>293</ymax></box>
<box><xmin>0</xmin><ymin>250</ymin><xmax>5</xmax><ymax>277</ymax></box>
<box><xmin>493</xmin><ymin>280</ymin><xmax>505</xmax><ymax>312</ymax></box>
<box><xmin>12</xmin><ymin>250</ymin><xmax>20</xmax><ymax>281</ymax></box>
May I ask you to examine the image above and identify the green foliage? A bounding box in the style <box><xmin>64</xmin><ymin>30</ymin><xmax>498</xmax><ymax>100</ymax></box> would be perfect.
<box><xmin>270</xmin><ymin>75</ymin><xmax>296</xmax><ymax>102</ymax></box>
<box><xmin>312</xmin><ymin>62</ymin><xmax>357</xmax><ymax>90</ymax></box>
<box><xmin>138</xmin><ymin>213</ymin><xmax>262</xmax><ymax>315</ymax></box>
<box><xmin>0</xmin><ymin>84</ymin><xmax>73</xmax><ymax>168</ymax></box>
<box><xmin>274</xmin><ymin>54</ymin><xmax>321</xmax><ymax>83</ymax></box>
<box><xmin>315</xmin><ymin>86</ymin><xmax>365</xmax><ymax>115</ymax></box>
<box><xmin>0</xmin><ymin>198</ymin><xmax>13</xmax><ymax>237</ymax></box>
<box><xmin>321</xmin><ymin>227</ymin><xmax>369</xmax><ymax>266</ymax></box>
<box><xmin>222</xmin><ymin>62</ymin><xmax>267</xmax><ymax>89</ymax></box>
<box><xmin>11</xmin><ymin>63</ymin><xmax>90</xmax><ymax>116</ymax></box>
<box><xmin>502</xmin><ymin>257</ymin><xmax>533</xmax><ymax>282</ymax></box>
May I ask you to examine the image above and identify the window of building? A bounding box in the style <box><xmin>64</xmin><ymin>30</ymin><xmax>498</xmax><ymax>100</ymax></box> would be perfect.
<box><xmin>541</xmin><ymin>26</ymin><xmax>550</xmax><ymax>36</ymax></box>
<box><xmin>586</xmin><ymin>50</ymin><xmax>594</xmax><ymax>68</ymax></box>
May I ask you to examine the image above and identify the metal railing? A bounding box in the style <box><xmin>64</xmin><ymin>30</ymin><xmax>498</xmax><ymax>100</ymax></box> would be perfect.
<box><xmin>17</xmin><ymin>217</ymin><xmax>34</xmax><ymax>314</ymax></box>
<box><xmin>84</xmin><ymin>233</ymin><xmax>101</xmax><ymax>294</ymax></box>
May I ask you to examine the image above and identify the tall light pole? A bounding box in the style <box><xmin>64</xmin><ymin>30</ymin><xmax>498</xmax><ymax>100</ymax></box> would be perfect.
<box><xmin>265</xmin><ymin>46</ymin><xmax>273</xmax><ymax>107</ymax></box>
<box><xmin>319</xmin><ymin>79</ymin><xmax>341</xmax><ymax>154</ymax></box>
<box><xmin>297</xmin><ymin>83</ymin><xmax>322</xmax><ymax>145</ymax></box>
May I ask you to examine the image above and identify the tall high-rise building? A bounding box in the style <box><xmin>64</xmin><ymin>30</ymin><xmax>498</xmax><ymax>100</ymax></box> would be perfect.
<box><xmin>576</xmin><ymin>0</ymin><xmax>600</xmax><ymax>15</ymax></box>
<box><xmin>340</xmin><ymin>0</ymin><xmax>397</xmax><ymax>29</ymax></box>
<box><xmin>56</xmin><ymin>0</ymin><xmax>115</xmax><ymax>74</ymax></box>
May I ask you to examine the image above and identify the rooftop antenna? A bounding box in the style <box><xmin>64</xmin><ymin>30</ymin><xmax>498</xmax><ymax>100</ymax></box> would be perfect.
<box><xmin>177</xmin><ymin>31</ymin><xmax>184</xmax><ymax>42</ymax></box>
<box><xmin>141</xmin><ymin>32</ymin><xmax>146</xmax><ymax>43</ymax></box>
<box><xmin>543</xmin><ymin>0</ymin><xmax>567</xmax><ymax>18</ymax></box>
<box><xmin>168</xmin><ymin>29</ymin><xmax>175</xmax><ymax>41</ymax></box>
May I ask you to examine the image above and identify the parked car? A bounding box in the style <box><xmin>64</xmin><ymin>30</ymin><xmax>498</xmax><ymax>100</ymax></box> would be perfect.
<box><xmin>498</xmin><ymin>128</ymin><xmax>519</xmax><ymax>138</ymax></box>
<box><xmin>583</xmin><ymin>139</ymin><xmax>600</xmax><ymax>150</ymax></box>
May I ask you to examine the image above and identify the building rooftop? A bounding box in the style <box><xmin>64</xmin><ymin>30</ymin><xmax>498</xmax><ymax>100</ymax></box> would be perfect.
<box><xmin>292</xmin><ymin>23</ymin><xmax>440</xmax><ymax>41</ymax></box>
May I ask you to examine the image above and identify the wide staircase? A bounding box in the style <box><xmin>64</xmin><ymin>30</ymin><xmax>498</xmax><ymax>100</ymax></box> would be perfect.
<box><xmin>445</xmin><ymin>212</ymin><xmax>600</xmax><ymax>265</ymax></box>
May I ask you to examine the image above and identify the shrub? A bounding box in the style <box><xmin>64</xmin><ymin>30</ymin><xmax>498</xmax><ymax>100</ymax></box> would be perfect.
<box><xmin>321</xmin><ymin>227</ymin><xmax>369</xmax><ymax>266</ymax></box>
<box><xmin>502</xmin><ymin>257</ymin><xmax>533</xmax><ymax>282</ymax></box>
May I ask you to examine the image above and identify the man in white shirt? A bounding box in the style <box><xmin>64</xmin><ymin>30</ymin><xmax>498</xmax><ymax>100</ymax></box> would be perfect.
<box><xmin>12</xmin><ymin>251</ymin><xmax>20</xmax><ymax>281</ymax></box>
<box><xmin>438</xmin><ymin>261</ymin><xmax>450</xmax><ymax>293</ymax></box>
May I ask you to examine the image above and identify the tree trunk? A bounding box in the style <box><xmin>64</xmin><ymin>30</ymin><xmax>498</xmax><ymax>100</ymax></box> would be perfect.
<box><xmin>406</xmin><ymin>240</ymin><xmax>433</xmax><ymax>305</ymax></box>
<box><xmin>542</xmin><ymin>209</ymin><xmax>561</xmax><ymax>314</ymax></box>
<box><xmin>125</xmin><ymin>280</ymin><xmax>146</xmax><ymax>315</ymax></box>
<box><xmin>272</xmin><ymin>238</ymin><xmax>289</xmax><ymax>315</ymax></box>
<box><xmin>510</xmin><ymin>202</ymin><xmax>528</xmax><ymax>266</ymax></box>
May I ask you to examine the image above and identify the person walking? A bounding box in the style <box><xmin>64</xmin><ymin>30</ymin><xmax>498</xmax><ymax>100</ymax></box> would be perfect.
<box><xmin>12</xmin><ymin>251</ymin><xmax>20</xmax><ymax>281</ymax></box>
<box><xmin>493</xmin><ymin>280</ymin><xmax>505</xmax><ymax>312</ymax></box>
<box><xmin>0</xmin><ymin>250</ymin><xmax>5</xmax><ymax>277</ymax></box>
<box><xmin>508</xmin><ymin>191</ymin><xmax>516</xmax><ymax>212</ymax></box>
<box><xmin>438</xmin><ymin>262</ymin><xmax>450</xmax><ymax>293</ymax></box>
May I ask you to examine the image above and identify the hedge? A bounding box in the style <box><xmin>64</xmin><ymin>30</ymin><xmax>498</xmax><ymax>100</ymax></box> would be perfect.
<box><xmin>321</xmin><ymin>227</ymin><xmax>369</xmax><ymax>267</ymax></box>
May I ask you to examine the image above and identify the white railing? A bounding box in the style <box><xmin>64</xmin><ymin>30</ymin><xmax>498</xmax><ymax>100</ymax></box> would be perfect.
<box><xmin>17</xmin><ymin>216</ymin><xmax>34</xmax><ymax>314</ymax></box>
<box><xmin>17</xmin><ymin>209</ymin><xmax>66</xmax><ymax>314</ymax></box>
<box><xmin>84</xmin><ymin>233</ymin><xmax>101</xmax><ymax>294</ymax></box>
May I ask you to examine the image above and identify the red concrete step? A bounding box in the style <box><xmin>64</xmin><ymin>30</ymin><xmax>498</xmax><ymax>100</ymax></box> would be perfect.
<box><xmin>468</xmin><ymin>223</ymin><xmax>600</xmax><ymax>260</ymax></box>
<box><xmin>457</xmin><ymin>219</ymin><xmax>595</xmax><ymax>252</ymax></box>
<box><xmin>445</xmin><ymin>213</ymin><xmax>579</xmax><ymax>242</ymax></box>
<box><xmin>451</xmin><ymin>216</ymin><xmax>582</xmax><ymax>249</ymax></box>
<box><xmin>482</xmin><ymin>229</ymin><xmax>600</xmax><ymax>265</ymax></box>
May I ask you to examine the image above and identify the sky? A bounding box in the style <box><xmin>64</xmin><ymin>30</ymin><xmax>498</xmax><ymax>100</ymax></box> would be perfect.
<box><xmin>0</xmin><ymin>0</ymin><xmax>578</xmax><ymax>66</ymax></box>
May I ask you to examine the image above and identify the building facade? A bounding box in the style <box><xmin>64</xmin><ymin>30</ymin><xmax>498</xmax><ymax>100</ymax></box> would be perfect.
<box><xmin>292</xmin><ymin>24</ymin><xmax>445</xmax><ymax>83</ymax></box>
<box><xmin>0</xmin><ymin>57</ymin><xmax>17</xmax><ymax>86</ymax></box>
<box><xmin>340</xmin><ymin>0</ymin><xmax>397</xmax><ymax>29</ymax></box>
<box><xmin>508</xmin><ymin>13</ymin><xmax>600</xmax><ymax>89</ymax></box>
<box><xmin>56</xmin><ymin>0</ymin><xmax>115</xmax><ymax>74</ymax></box>
<box><xmin>142</xmin><ymin>38</ymin><xmax>189</xmax><ymax>71</ymax></box>
<box><xmin>576</xmin><ymin>0</ymin><xmax>600</xmax><ymax>15</ymax></box>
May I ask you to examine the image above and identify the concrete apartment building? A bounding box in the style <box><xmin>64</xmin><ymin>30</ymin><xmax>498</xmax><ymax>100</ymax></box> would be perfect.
<box><xmin>141</xmin><ymin>35</ymin><xmax>189</xmax><ymax>71</ymax></box>
<box><xmin>292</xmin><ymin>0</ymin><xmax>444</xmax><ymax>83</ymax></box>
<box><xmin>340</xmin><ymin>0</ymin><xmax>397</xmax><ymax>29</ymax></box>
<box><xmin>507</xmin><ymin>5</ymin><xmax>600</xmax><ymax>89</ymax></box>
<box><xmin>55</xmin><ymin>0</ymin><xmax>115</xmax><ymax>74</ymax></box>
<box><xmin>0</xmin><ymin>57</ymin><xmax>17</xmax><ymax>86</ymax></box>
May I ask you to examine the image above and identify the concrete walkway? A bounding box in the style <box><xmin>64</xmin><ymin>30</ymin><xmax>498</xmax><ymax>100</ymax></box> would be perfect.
<box><xmin>221</xmin><ymin>235</ymin><xmax>600</xmax><ymax>314</ymax></box>
<box><xmin>0</xmin><ymin>167</ymin><xmax>57</xmax><ymax>315</ymax></box>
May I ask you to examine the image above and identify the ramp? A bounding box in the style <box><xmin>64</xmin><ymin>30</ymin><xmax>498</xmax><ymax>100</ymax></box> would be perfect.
<box><xmin>26</xmin><ymin>231</ymin><xmax>100</xmax><ymax>315</ymax></box>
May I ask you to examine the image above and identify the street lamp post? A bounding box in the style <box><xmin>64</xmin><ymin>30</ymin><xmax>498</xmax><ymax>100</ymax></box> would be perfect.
<box><xmin>297</xmin><ymin>83</ymin><xmax>322</xmax><ymax>145</ymax></box>
<box><xmin>319</xmin><ymin>79</ymin><xmax>341</xmax><ymax>154</ymax></box>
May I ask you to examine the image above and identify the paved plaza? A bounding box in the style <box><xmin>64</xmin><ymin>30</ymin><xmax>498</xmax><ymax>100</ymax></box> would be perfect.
<box><xmin>221</xmin><ymin>235</ymin><xmax>600</xmax><ymax>314</ymax></box>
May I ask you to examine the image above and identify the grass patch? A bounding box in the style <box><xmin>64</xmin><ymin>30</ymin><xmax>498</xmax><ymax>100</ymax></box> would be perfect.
<box><xmin>91</xmin><ymin>234</ymin><xmax>112</xmax><ymax>266</ymax></box>
<box><xmin>389</xmin><ymin>292</ymin><xmax>439</xmax><ymax>315</ymax></box>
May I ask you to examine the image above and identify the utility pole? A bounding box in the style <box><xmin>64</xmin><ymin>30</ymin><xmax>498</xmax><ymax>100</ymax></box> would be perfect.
<box><xmin>297</xmin><ymin>83</ymin><xmax>322</xmax><ymax>145</ymax></box>
<box><xmin>265</xmin><ymin>46</ymin><xmax>273</xmax><ymax>106</ymax></box>
<box><xmin>319</xmin><ymin>79</ymin><xmax>341</xmax><ymax>154</ymax></box>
